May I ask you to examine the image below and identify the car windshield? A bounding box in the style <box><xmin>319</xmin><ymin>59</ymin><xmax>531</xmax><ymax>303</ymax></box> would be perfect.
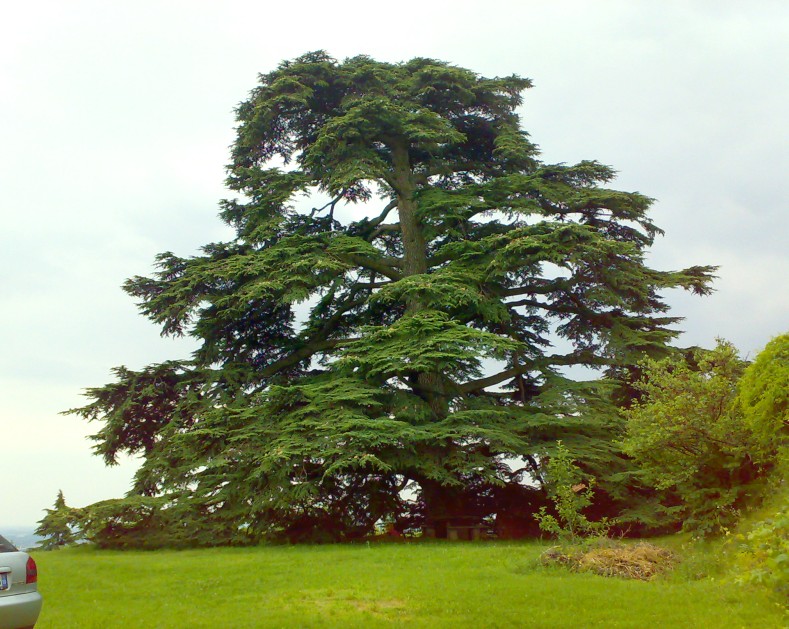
<box><xmin>0</xmin><ymin>535</ymin><xmax>18</xmax><ymax>552</ymax></box>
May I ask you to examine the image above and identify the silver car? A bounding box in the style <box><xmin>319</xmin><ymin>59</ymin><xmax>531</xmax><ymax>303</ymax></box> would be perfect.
<box><xmin>0</xmin><ymin>535</ymin><xmax>42</xmax><ymax>629</ymax></box>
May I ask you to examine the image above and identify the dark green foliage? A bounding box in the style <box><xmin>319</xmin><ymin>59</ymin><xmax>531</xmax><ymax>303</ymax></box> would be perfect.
<box><xmin>35</xmin><ymin>490</ymin><xmax>78</xmax><ymax>549</ymax></box>
<box><xmin>74</xmin><ymin>496</ymin><xmax>258</xmax><ymax>550</ymax></box>
<box><xmin>66</xmin><ymin>52</ymin><xmax>715</xmax><ymax>544</ymax></box>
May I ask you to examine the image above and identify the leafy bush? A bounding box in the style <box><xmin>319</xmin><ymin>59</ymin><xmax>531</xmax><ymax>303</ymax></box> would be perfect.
<box><xmin>621</xmin><ymin>340</ymin><xmax>763</xmax><ymax>534</ymax></box>
<box><xmin>735</xmin><ymin>497</ymin><xmax>789</xmax><ymax>598</ymax></box>
<box><xmin>736</xmin><ymin>333</ymin><xmax>789</xmax><ymax>464</ymax></box>
<box><xmin>534</xmin><ymin>442</ymin><xmax>611</xmax><ymax>543</ymax></box>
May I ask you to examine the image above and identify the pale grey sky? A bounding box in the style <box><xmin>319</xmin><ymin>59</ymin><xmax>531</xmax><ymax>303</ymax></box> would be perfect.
<box><xmin>1</xmin><ymin>0</ymin><xmax>787</xmax><ymax>528</ymax></box>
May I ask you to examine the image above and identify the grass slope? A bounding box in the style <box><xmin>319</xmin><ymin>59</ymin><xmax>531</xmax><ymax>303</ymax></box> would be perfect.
<box><xmin>32</xmin><ymin>541</ymin><xmax>785</xmax><ymax>628</ymax></box>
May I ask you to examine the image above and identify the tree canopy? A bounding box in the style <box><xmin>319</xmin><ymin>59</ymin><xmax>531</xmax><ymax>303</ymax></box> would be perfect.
<box><xmin>68</xmin><ymin>52</ymin><xmax>716</xmax><ymax>544</ymax></box>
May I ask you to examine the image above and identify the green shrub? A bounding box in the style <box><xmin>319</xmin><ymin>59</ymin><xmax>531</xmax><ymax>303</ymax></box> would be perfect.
<box><xmin>736</xmin><ymin>333</ymin><xmax>789</xmax><ymax>464</ymax></box>
<box><xmin>735</xmin><ymin>489</ymin><xmax>789</xmax><ymax>599</ymax></box>
<box><xmin>534</xmin><ymin>442</ymin><xmax>611</xmax><ymax>543</ymax></box>
<box><xmin>622</xmin><ymin>340</ymin><xmax>763</xmax><ymax>535</ymax></box>
<box><xmin>736</xmin><ymin>510</ymin><xmax>789</xmax><ymax>596</ymax></box>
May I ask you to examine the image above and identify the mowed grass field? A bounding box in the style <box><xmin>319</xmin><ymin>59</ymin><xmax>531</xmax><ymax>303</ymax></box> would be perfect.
<box><xmin>32</xmin><ymin>541</ymin><xmax>786</xmax><ymax>628</ymax></box>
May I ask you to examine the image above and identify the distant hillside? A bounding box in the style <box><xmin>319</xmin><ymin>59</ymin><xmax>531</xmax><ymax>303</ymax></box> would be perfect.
<box><xmin>2</xmin><ymin>526</ymin><xmax>42</xmax><ymax>551</ymax></box>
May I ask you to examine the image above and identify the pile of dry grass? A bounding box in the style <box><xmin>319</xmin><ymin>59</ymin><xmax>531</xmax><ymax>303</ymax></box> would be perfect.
<box><xmin>541</xmin><ymin>542</ymin><xmax>675</xmax><ymax>580</ymax></box>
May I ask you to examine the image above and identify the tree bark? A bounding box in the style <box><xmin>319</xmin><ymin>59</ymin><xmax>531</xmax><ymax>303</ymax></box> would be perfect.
<box><xmin>390</xmin><ymin>141</ymin><xmax>447</xmax><ymax>417</ymax></box>
<box><xmin>390</xmin><ymin>141</ymin><xmax>428</xmax><ymax>280</ymax></box>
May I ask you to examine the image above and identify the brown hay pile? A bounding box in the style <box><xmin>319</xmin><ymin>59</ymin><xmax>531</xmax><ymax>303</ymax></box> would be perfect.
<box><xmin>541</xmin><ymin>542</ymin><xmax>675</xmax><ymax>580</ymax></box>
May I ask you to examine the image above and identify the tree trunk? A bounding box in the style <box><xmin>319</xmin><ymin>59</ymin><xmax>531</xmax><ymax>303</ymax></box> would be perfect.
<box><xmin>390</xmin><ymin>141</ymin><xmax>446</xmax><ymax>416</ymax></box>
<box><xmin>390</xmin><ymin>141</ymin><xmax>457</xmax><ymax>527</ymax></box>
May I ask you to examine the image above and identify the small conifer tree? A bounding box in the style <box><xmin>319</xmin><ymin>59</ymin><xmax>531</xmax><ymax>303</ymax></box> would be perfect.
<box><xmin>35</xmin><ymin>490</ymin><xmax>78</xmax><ymax>549</ymax></box>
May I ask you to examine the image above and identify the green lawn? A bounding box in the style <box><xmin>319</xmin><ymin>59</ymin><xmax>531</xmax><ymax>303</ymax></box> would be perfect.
<box><xmin>32</xmin><ymin>541</ymin><xmax>786</xmax><ymax>628</ymax></box>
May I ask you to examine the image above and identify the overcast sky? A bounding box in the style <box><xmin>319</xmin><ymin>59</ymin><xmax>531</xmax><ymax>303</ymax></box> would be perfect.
<box><xmin>1</xmin><ymin>1</ymin><xmax>787</xmax><ymax>528</ymax></box>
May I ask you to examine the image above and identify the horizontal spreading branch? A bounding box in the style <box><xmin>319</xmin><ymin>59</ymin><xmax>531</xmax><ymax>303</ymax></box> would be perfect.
<box><xmin>459</xmin><ymin>350</ymin><xmax>609</xmax><ymax>393</ymax></box>
<box><xmin>353</xmin><ymin>281</ymin><xmax>393</xmax><ymax>290</ymax></box>
<box><xmin>369</xmin><ymin>223</ymin><xmax>401</xmax><ymax>241</ymax></box>
<box><xmin>499</xmin><ymin>281</ymin><xmax>569</xmax><ymax>297</ymax></box>
<box><xmin>259</xmin><ymin>338</ymin><xmax>355</xmax><ymax>379</ymax></box>
<box><xmin>459</xmin><ymin>365</ymin><xmax>530</xmax><ymax>394</ymax></box>
<box><xmin>337</xmin><ymin>253</ymin><xmax>403</xmax><ymax>281</ymax></box>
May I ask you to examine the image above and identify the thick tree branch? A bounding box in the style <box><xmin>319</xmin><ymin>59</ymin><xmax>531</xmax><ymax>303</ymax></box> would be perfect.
<box><xmin>369</xmin><ymin>223</ymin><xmax>401</xmax><ymax>241</ymax></box>
<box><xmin>336</xmin><ymin>253</ymin><xmax>403</xmax><ymax>281</ymax></box>
<box><xmin>459</xmin><ymin>350</ymin><xmax>609</xmax><ymax>393</ymax></box>
<box><xmin>261</xmin><ymin>294</ymin><xmax>369</xmax><ymax>379</ymax></box>
<box><xmin>499</xmin><ymin>281</ymin><xmax>569</xmax><ymax>297</ymax></box>
<box><xmin>259</xmin><ymin>338</ymin><xmax>353</xmax><ymax>379</ymax></box>
<box><xmin>506</xmin><ymin>296</ymin><xmax>574</xmax><ymax>315</ymax></box>
<box><xmin>368</xmin><ymin>199</ymin><xmax>398</xmax><ymax>228</ymax></box>
<box><xmin>310</xmin><ymin>193</ymin><xmax>344</xmax><ymax>218</ymax></box>
<box><xmin>459</xmin><ymin>366</ymin><xmax>530</xmax><ymax>393</ymax></box>
<box><xmin>353</xmin><ymin>281</ymin><xmax>393</xmax><ymax>290</ymax></box>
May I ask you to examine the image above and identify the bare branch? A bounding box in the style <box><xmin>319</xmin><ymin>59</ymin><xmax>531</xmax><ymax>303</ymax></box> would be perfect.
<box><xmin>259</xmin><ymin>338</ymin><xmax>354</xmax><ymax>379</ymax></box>
<box><xmin>459</xmin><ymin>366</ymin><xmax>528</xmax><ymax>393</ymax></box>
<box><xmin>337</xmin><ymin>253</ymin><xmax>403</xmax><ymax>281</ymax></box>
<box><xmin>459</xmin><ymin>350</ymin><xmax>608</xmax><ymax>393</ymax></box>
<box><xmin>499</xmin><ymin>281</ymin><xmax>567</xmax><ymax>297</ymax></box>
<box><xmin>354</xmin><ymin>281</ymin><xmax>394</xmax><ymax>290</ymax></box>
<box><xmin>369</xmin><ymin>222</ymin><xmax>401</xmax><ymax>241</ymax></box>
<box><xmin>368</xmin><ymin>199</ymin><xmax>398</xmax><ymax>228</ymax></box>
<box><xmin>309</xmin><ymin>193</ymin><xmax>344</xmax><ymax>218</ymax></box>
